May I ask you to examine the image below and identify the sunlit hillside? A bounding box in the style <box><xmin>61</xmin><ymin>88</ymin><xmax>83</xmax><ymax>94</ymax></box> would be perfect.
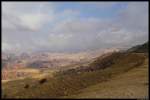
<box><xmin>2</xmin><ymin>42</ymin><xmax>149</xmax><ymax>99</ymax></box>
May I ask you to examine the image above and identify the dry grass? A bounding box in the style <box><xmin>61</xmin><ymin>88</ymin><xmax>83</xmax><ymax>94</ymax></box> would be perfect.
<box><xmin>66</xmin><ymin>58</ymin><xmax>148</xmax><ymax>99</ymax></box>
<box><xmin>2</xmin><ymin>52</ymin><xmax>148</xmax><ymax>99</ymax></box>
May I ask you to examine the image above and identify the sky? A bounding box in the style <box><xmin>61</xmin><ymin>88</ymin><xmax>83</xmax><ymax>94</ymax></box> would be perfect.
<box><xmin>2</xmin><ymin>2</ymin><xmax>148</xmax><ymax>53</ymax></box>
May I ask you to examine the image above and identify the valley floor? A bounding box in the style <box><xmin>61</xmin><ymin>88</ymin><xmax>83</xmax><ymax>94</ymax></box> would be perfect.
<box><xmin>66</xmin><ymin>59</ymin><xmax>149</xmax><ymax>99</ymax></box>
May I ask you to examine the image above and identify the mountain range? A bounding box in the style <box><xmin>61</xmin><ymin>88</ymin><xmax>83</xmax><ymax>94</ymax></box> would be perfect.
<box><xmin>2</xmin><ymin>42</ymin><xmax>148</xmax><ymax>98</ymax></box>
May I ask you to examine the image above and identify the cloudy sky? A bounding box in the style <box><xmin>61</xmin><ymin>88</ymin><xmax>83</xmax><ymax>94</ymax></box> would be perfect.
<box><xmin>2</xmin><ymin>2</ymin><xmax>148</xmax><ymax>53</ymax></box>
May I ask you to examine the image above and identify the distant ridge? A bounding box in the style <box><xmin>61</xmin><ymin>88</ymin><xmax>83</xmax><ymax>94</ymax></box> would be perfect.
<box><xmin>127</xmin><ymin>42</ymin><xmax>148</xmax><ymax>53</ymax></box>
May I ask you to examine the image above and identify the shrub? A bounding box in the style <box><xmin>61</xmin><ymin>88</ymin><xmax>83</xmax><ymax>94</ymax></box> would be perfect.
<box><xmin>24</xmin><ymin>84</ymin><xmax>29</xmax><ymax>89</ymax></box>
<box><xmin>39</xmin><ymin>78</ymin><xmax>47</xmax><ymax>84</ymax></box>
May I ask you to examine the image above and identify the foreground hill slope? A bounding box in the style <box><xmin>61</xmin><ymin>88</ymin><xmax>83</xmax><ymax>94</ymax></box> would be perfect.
<box><xmin>2</xmin><ymin>42</ymin><xmax>149</xmax><ymax>98</ymax></box>
<box><xmin>66</xmin><ymin>57</ymin><xmax>148</xmax><ymax>98</ymax></box>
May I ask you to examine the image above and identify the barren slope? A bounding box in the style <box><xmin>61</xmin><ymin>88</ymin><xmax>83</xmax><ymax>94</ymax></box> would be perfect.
<box><xmin>2</xmin><ymin>52</ymin><xmax>148</xmax><ymax>99</ymax></box>
<box><xmin>66</xmin><ymin>57</ymin><xmax>148</xmax><ymax>99</ymax></box>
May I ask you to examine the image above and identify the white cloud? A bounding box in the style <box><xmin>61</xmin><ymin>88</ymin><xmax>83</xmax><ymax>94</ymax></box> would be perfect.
<box><xmin>47</xmin><ymin>33</ymin><xmax>73</xmax><ymax>49</ymax></box>
<box><xmin>79</xmin><ymin>2</ymin><xmax>117</xmax><ymax>8</ymax></box>
<box><xmin>98</xmin><ymin>28</ymin><xmax>134</xmax><ymax>44</ymax></box>
<box><xmin>52</xmin><ymin>18</ymin><xmax>108</xmax><ymax>35</ymax></box>
<box><xmin>2</xmin><ymin>2</ymin><xmax>55</xmax><ymax>31</ymax></box>
<box><xmin>117</xmin><ymin>2</ymin><xmax>148</xmax><ymax>33</ymax></box>
<box><xmin>2</xmin><ymin>42</ymin><xmax>11</xmax><ymax>51</ymax></box>
<box><xmin>2</xmin><ymin>2</ymin><xmax>148</xmax><ymax>53</ymax></box>
<box><xmin>19</xmin><ymin>13</ymin><xmax>53</xmax><ymax>31</ymax></box>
